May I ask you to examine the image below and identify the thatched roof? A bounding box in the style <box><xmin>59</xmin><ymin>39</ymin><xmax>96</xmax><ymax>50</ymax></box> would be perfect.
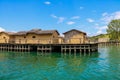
<box><xmin>28</xmin><ymin>29</ymin><xmax>41</xmax><ymax>33</ymax></box>
<box><xmin>36</xmin><ymin>30</ymin><xmax>59</xmax><ymax>35</ymax></box>
<box><xmin>13</xmin><ymin>29</ymin><xmax>59</xmax><ymax>35</ymax></box>
<box><xmin>14</xmin><ymin>31</ymin><xmax>27</xmax><ymax>35</ymax></box>
<box><xmin>0</xmin><ymin>31</ymin><xmax>15</xmax><ymax>35</ymax></box>
<box><xmin>0</xmin><ymin>29</ymin><xmax>60</xmax><ymax>36</ymax></box>
<box><xmin>63</xmin><ymin>29</ymin><xmax>86</xmax><ymax>35</ymax></box>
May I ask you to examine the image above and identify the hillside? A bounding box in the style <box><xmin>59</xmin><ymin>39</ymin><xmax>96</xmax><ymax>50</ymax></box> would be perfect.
<box><xmin>89</xmin><ymin>34</ymin><xmax>109</xmax><ymax>42</ymax></box>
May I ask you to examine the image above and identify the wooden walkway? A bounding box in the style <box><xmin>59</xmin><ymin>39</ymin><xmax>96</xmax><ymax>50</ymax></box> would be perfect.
<box><xmin>98</xmin><ymin>42</ymin><xmax>120</xmax><ymax>46</ymax></box>
<box><xmin>0</xmin><ymin>43</ymin><xmax>98</xmax><ymax>53</ymax></box>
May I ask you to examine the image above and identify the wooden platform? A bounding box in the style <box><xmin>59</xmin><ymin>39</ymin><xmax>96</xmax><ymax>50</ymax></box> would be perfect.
<box><xmin>98</xmin><ymin>42</ymin><xmax>120</xmax><ymax>46</ymax></box>
<box><xmin>0</xmin><ymin>43</ymin><xmax>98</xmax><ymax>53</ymax></box>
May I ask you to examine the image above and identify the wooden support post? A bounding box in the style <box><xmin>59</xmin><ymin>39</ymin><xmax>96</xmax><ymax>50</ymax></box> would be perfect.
<box><xmin>88</xmin><ymin>48</ymin><xmax>90</xmax><ymax>53</ymax></box>
<box><xmin>44</xmin><ymin>46</ymin><xmax>46</xmax><ymax>52</ymax></box>
<box><xmin>74</xmin><ymin>46</ymin><xmax>76</xmax><ymax>53</ymax></box>
<box><xmin>22</xmin><ymin>45</ymin><xmax>23</xmax><ymax>52</ymax></box>
<box><xmin>61</xmin><ymin>46</ymin><xmax>63</xmax><ymax>53</ymax></box>
<box><xmin>79</xmin><ymin>46</ymin><xmax>81</xmax><ymax>53</ymax></box>
<box><xmin>65</xmin><ymin>46</ymin><xmax>66</xmax><ymax>53</ymax></box>
<box><xmin>88</xmin><ymin>52</ymin><xmax>90</xmax><ymax>56</ymax></box>
<box><xmin>37</xmin><ymin>46</ymin><xmax>38</xmax><ymax>52</ymax></box>
<box><xmin>69</xmin><ymin>46</ymin><xmax>71</xmax><ymax>53</ymax></box>
<box><xmin>1</xmin><ymin>46</ymin><xmax>3</xmax><ymax>51</ymax></box>
<box><xmin>28</xmin><ymin>45</ymin><xmax>30</xmax><ymax>52</ymax></box>
<box><xmin>42</xmin><ymin>46</ymin><xmax>44</xmax><ymax>53</ymax></box>
<box><xmin>84</xmin><ymin>46</ymin><xmax>86</xmax><ymax>53</ymax></box>
<box><xmin>17</xmin><ymin>45</ymin><xmax>19</xmax><ymax>51</ymax></box>
<box><xmin>0</xmin><ymin>45</ymin><xmax>1</xmax><ymax>51</ymax></box>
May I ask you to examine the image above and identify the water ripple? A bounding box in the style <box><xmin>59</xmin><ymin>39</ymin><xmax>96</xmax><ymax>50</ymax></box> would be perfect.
<box><xmin>0</xmin><ymin>46</ymin><xmax>120</xmax><ymax>80</ymax></box>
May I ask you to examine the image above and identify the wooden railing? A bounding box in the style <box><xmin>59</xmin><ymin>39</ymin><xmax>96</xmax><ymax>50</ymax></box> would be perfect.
<box><xmin>14</xmin><ymin>39</ymin><xmax>53</xmax><ymax>44</ymax></box>
<box><xmin>0</xmin><ymin>38</ymin><xmax>88</xmax><ymax>44</ymax></box>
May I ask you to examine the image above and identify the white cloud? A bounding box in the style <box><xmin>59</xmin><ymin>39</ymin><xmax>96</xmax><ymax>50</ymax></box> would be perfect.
<box><xmin>101</xmin><ymin>11</ymin><xmax>120</xmax><ymax>23</ymax></box>
<box><xmin>102</xmin><ymin>12</ymin><xmax>108</xmax><ymax>16</ymax></box>
<box><xmin>57</xmin><ymin>17</ymin><xmax>65</xmax><ymax>24</ymax></box>
<box><xmin>98</xmin><ymin>11</ymin><xmax>120</xmax><ymax>34</ymax></box>
<box><xmin>80</xmin><ymin>7</ymin><xmax>84</xmax><ymax>10</ymax></box>
<box><xmin>0</xmin><ymin>27</ymin><xmax>5</xmax><ymax>32</ymax></box>
<box><xmin>67</xmin><ymin>21</ymin><xmax>75</xmax><ymax>25</ymax></box>
<box><xmin>44</xmin><ymin>1</ymin><xmax>51</xmax><ymax>5</ymax></box>
<box><xmin>71</xmin><ymin>16</ymin><xmax>80</xmax><ymax>19</ymax></box>
<box><xmin>87</xmin><ymin>18</ymin><xmax>94</xmax><ymax>23</ymax></box>
<box><xmin>51</xmin><ymin>14</ymin><xmax>57</xmax><ymax>18</ymax></box>
<box><xmin>96</xmin><ymin>26</ymin><xmax>107</xmax><ymax>30</ymax></box>
<box><xmin>87</xmin><ymin>32</ymin><xmax>91</xmax><ymax>35</ymax></box>
<box><xmin>96</xmin><ymin>26</ymin><xmax>107</xmax><ymax>34</ymax></box>
<box><xmin>97</xmin><ymin>30</ymin><xmax>103</xmax><ymax>34</ymax></box>
<box><xmin>51</xmin><ymin>14</ymin><xmax>65</xmax><ymax>24</ymax></box>
<box><xmin>100</xmin><ymin>26</ymin><xmax>107</xmax><ymax>30</ymax></box>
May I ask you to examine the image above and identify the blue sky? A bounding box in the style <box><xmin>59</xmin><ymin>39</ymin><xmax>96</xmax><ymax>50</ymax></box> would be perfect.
<box><xmin>0</xmin><ymin>0</ymin><xmax>120</xmax><ymax>36</ymax></box>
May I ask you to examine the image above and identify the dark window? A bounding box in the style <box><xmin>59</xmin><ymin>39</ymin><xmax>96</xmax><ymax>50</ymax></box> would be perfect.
<box><xmin>3</xmin><ymin>37</ymin><xmax>6</xmax><ymax>39</ymax></box>
<box><xmin>32</xmin><ymin>36</ymin><xmax>36</xmax><ymax>38</ymax></box>
<box><xmin>24</xmin><ymin>36</ymin><xmax>26</xmax><ymax>38</ymax></box>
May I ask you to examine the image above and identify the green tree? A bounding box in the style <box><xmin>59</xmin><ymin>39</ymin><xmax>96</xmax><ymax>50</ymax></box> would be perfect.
<box><xmin>107</xmin><ymin>19</ymin><xmax>120</xmax><ymax>41</ymax></box>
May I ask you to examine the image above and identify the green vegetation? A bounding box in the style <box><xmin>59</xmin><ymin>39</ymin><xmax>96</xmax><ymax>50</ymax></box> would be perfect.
<box><xmin>107</xmin><ymin>19</ymin><xmax>120</xmax><ymax>41</ymax></box>
<box><xmin>90</xmin><ymin>19</ymin><xmax>120</xmax><ymax>42</ymax></box>
<box><xmin>89</xmin><ymin>34</ymin><xmax>109</xmax><ymax>42</ymax></box>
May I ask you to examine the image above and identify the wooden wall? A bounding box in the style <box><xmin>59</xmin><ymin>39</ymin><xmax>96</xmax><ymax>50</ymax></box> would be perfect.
<box><xmin>64</xmin><ymin>31</ymin><xmax>86</xmax><ymax>44</ymax></box>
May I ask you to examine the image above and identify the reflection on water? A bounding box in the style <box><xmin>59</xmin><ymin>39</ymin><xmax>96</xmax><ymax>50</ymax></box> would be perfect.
<box><xmin>0</xmin><ymin>46</ymin><xmax>120</xmax><ymax>80</ymax></box>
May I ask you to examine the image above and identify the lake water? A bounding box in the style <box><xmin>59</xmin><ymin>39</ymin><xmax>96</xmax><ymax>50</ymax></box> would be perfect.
<box><xmin>0</xmin><ymin>46</ymin><xmax>120</xmax><ymax>80</ymax></box>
